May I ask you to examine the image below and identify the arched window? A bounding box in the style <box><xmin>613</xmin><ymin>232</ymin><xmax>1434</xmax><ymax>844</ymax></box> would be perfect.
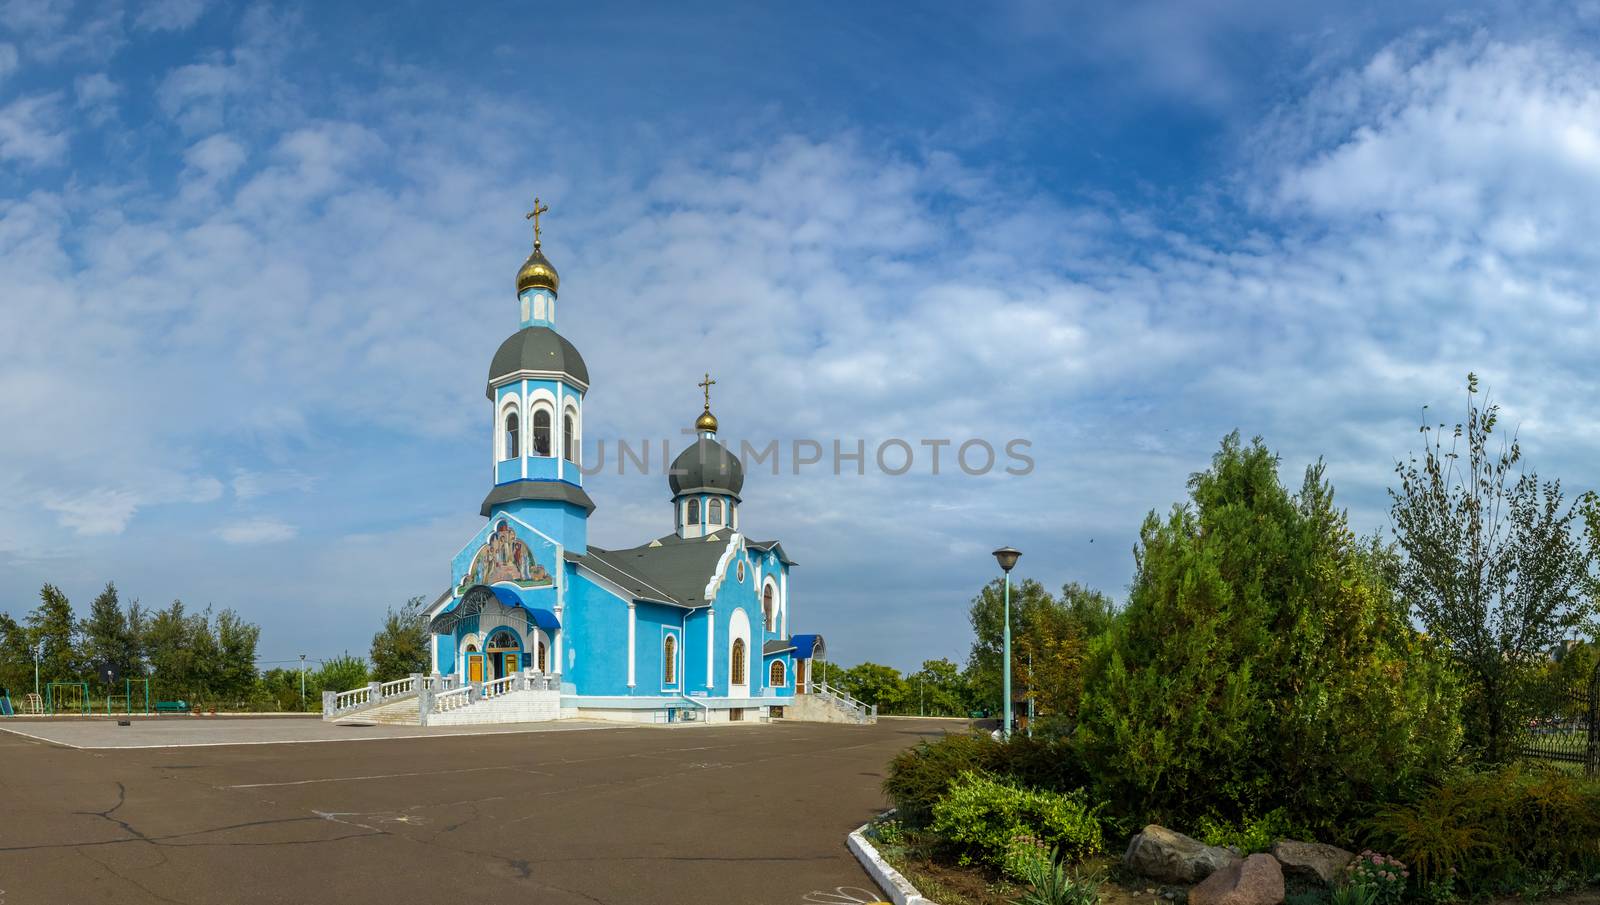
<box><xmin>685</xmin><ymin>498</ymin><xmax>700</xmax><ymax>527</ymax></box>
<box><xmin>563</xmin><ymin>411</ymin><xmax>577</xmax><ymax>462</ymax></box>
<box><xmin>769</xmin><ymin>659</ymin><xmax>786</xmax><ymax>686</ymax></box>
<box><xmin>532</xmin><ymin>408</ymin><xmax>552</xmax><ymax>456</ymax></box>
<box><xmin>537</xmin><ymin>640</ymin><xmax>547</xmax><ymax>672</ymax></box>
<box><xmin>503</xmin><ymin>411</ymin><xmax>520</xmax><ymax>459</ymax></box>
<box><xmin>708</xmin><ymin>498</ymin><xmax>723</xmax><ymax>526</ymax></box>
<box><xmin>663</xmin><ymin>634</ymin><xmax>677</xmax><ymax>685</ymax></box>
<box><xmin>731</xmin><ymin>638</ymin><xmax>747</xmax><ymax>686</ymax></box>
<box><xmin>763</xmin><ymin>585</ymin><xmax>776</xmax><ymax>632</ymax></box>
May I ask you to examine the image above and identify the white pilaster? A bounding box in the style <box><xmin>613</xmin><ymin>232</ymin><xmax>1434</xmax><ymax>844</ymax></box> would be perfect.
<box><xmin>556</xmin><ymin>383</ymin><xmax>565</xmax><ymax>481</ymax></box>
<box><xmin>706</xmin><ymin>607</ymin><xmax>715</xmax><ymax>689</ymax></box>
<box><xmin>780</xmin><ymin>569</ymin><xmax>789</xmax><ymax>638</ymax></box>
<box><xmin>520</xmin><ymin>379</ymin><xmax>529</xmax><ymax>479</ymax></box>
<box><xmin>627</xmin><ymin>601</ymin><xmax>636</xmax><ymax>689</ymax></box>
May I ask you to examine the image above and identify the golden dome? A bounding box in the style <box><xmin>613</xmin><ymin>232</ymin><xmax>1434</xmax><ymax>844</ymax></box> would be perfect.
<box><xmin>516</xmin><ymin>246</ymin><xmax>560</xmax><ymax>296</ymax></box>
<box><xmin>695</xmin><ymin>409</ymin><xmax>719</xmax><ymax>433</ymax></box>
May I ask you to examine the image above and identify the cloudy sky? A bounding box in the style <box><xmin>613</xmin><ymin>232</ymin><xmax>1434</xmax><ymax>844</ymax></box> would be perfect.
<box><xmin>4</xmin><ymin>0</ymin><xmax>1599</xmax><ymax>672</ymax></box>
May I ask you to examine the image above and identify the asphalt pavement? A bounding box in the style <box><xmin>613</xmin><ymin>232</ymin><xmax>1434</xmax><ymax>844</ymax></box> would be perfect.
<box><xmin>0</xmin><ymin>716</ymin><xmax>960</xmax><ymax>905</ymax></box>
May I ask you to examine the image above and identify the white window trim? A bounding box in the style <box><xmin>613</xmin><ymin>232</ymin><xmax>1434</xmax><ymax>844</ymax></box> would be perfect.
<box><xmin>769</xmin><ymin>659</ymin><xmax>786</xmax><ymax>687</ymax></box>
<box><xmin>660</xmin><ymin>625</ymin><xmax>681</xmax><ymax>691</ymax></box>
<box><xmin>528</xmin><ymin>399</ymin><xmax>556</xmax><ymax>459</ymax></box>
<box><xmin>498</xmin><ymin>397</ymin><xmax>522</xmax><ymax>462</ymax></box>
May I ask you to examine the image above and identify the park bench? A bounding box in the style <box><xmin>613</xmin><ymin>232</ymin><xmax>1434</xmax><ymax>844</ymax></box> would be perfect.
<box><xmin>154</xmin><ymin>700</ymin><xmax>190</xmax><ymax>713</ymax></box>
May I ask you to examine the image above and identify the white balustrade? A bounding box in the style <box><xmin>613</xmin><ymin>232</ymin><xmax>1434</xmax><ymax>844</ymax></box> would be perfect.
<box><xmin>482</xmin><ymin>675</ymin><xmax>516</xmax><ymax>700</ymax></box>
<box><xmin>380</xmin><ymin>677</ymin><xmax>413</xmax><ymax>698</ymax></box>
<box><xmin>333</xmin><ymin>686</ymin><xmax>371</xmax><ymax>712</ymax></box>
<box><xmin>432</xmin><ymin>685</ymin><xmax>471</xmax><ymax>713</ymax></box>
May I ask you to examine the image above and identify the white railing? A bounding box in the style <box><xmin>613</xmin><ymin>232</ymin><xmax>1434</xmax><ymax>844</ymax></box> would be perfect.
<box><xmin>380</xmin><ymin>677</ymin><xmax>414</xmax><ymax>697</ymax></box>
<box><xmin>482</xmin><ymin>675</ymin><xmax>516</xmax><ymax>700</ymax></box>
<box><xmin>432</xmin><ymin>685</ymin><xmax>472</xmax><ymax>713</ymax></box>
<box><xmin>814</xmin><ymin>682</ymin><xmax>876</xmax><ymax>723</ymax></box>
<box><xmin>333</xmin><ymin>687</ymin><xmax>371</xmax><ymax>712</ymax></box>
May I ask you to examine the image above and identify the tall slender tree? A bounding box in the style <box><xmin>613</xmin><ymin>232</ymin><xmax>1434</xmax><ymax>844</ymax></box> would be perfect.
<box><xmin>28</xmin><ymin>584</ymin><xmax>80</xmax><ymax>683</ymax></box>
<box><xmin>1390</xmin><ymin>374</ymin><xmax>1600</xmax><ymax>760</ymax></box>
<box><xmin>80</xmin><ymin>582</ymin><xmax>140</xmax><ymax>688</ymax></box>
<box><xmin>370</xmin><ymin>596</ymin><xmax>430</xmax><ymax>682</ymax></box>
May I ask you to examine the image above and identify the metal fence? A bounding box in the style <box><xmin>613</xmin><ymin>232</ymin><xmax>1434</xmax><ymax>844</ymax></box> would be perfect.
<box><xmin>1517</xmin><ymin>660</ymin><xmax>1599</xmax><ymax>775</ymax></box>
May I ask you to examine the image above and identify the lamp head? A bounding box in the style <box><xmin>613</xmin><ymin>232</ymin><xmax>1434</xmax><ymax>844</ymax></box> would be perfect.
<box><xmin>992</xmin><ymin>546</ymin><xmax>1022</xmax><ymax>573</ymax></box>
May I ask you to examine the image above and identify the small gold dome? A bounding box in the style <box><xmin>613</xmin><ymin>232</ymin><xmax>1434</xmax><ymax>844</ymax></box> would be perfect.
<box><xmin>516</xmin><ymin>246</ymin><xmax>560</xmax><ymax>296</ymax></box>
<box><xmin>695</xmin><ymin>409</ymin><xmax>719</xmax><ymax>433</ymax></box>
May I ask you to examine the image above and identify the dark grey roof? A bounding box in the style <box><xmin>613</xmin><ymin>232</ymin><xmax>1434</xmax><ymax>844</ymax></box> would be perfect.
<box><xmin>746</xmin><ymin>539</ymin><xmax>796</xmax><ymax>566</ymax></box>
<box><xmin>577</xmin><ymin>532</ymin><xmax>742</xmax><ymax>607</ymax></box>
<box><xmin>668</xmin><ymin>437</ymin><xmax>744</xmax><ymax>497</ymax></box>
<box><xmin>763</xmin><ymin>639</ymin><xmax>796</xmax><ymax>656</ymax></box>
<box><xmin>486</xmin><ymin>327</ymin><xmax>589</xmax><ymax>397</ymax></box>
<box><xmin>481</xmin><ymin>480</ymin><xmax>596</xmax><ymax>516</ymax></box>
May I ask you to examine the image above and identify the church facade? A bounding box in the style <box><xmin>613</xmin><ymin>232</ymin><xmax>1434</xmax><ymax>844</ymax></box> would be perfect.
<box><xmin>419</xmin><ymin>206</ymin><xmax>824</xmax><ymax>723</ymax></box>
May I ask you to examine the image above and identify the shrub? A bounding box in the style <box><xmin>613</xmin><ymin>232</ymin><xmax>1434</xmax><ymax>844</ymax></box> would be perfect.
<box><xmin>1074</xmin><ymin>435</ymin><xmax>1462</xmax><ymax>835</ymax></box>
<box><xmin>1196</xmin><ymin>807</ymin><xmax>1308</xmax><ymax>854</ymax></box>
<box><xmin>883</xmin><ymin>732</ymin><xmax>1090</xmax><ymax>828</ymax></box>
<box><xmin>930</xmin><ymin>771</ymin><xmax>1103</xmax><ymax>868</ymax></box>
<box><xmin>1345</xmin><ymin>851</ymin><xmax>1408</xmax><ymax>905</ymax></box>
<box><xmin>1327</xmin><ymin>882</ymin><xmax>1377</xmax><ymax>905</ymax></box>
<box><xmin>1366</xmin><ymin>765</ymin><xmax>1600</xmax><ymax>892</ymax></box>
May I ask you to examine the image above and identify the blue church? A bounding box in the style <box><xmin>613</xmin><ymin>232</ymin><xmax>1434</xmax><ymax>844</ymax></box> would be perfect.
<box><xmin>417</xmin><ymin>203</ymin><xmax>827</xmax><ymax>723</ymax></box>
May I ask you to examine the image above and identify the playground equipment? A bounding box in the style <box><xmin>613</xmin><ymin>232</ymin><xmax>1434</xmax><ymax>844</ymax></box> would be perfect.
<box><xmin>22</xmin><ymin>693</ymin><xmax>44</xmax><ymax>715</ymax></box>
<box><xmin>106</xmin><ymin>678</ymin><xmax>152</xmax><ymax>715</ymax></box>
<box><xmin>46</xmin><ymin>681</ymin><xmax>90</xmax><ymax>715</ymax></box>
<box><xmin>1</xmin><ymin>692</ymin><xmax>12</xmax><ymax>716</ymax></box>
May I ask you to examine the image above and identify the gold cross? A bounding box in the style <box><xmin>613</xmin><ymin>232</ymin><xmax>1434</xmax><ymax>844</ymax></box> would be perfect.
<box><xmin>525</xmin><ymin>196</ymin><xmax>549</xmax><ymax>248</ymax></box>
<box><xmin>698</xmin><ymin>372</ymin><xmax>716</xmax><ymax>410</ymax></box>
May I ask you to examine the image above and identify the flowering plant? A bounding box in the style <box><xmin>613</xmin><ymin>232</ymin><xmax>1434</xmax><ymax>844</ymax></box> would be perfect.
<box><xmin>1346</xmin><ymin>850</ymin><xmax>1409</xmax><ymax>905</ymax></box>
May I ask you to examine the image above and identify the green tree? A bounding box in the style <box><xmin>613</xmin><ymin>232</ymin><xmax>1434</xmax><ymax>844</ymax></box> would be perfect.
<box><xmin>214</xmin><ymin>609</ymin><xmax>261</xmax><ymax>703</ymax></box>
<box><xmin>968</xmin><ymin>578</ymin><xmax>1116</xmax><ymax>720</ymax></box>
<box><xmin>144</xmin><ymin>600</ymin><xmax>205</xmax><ymax>702</ymax></box>
<box><xmin>1390</xmin><ymin>375</ymin><xmax>1600</xmax><ymax>761</ymax></box>
<box><xmin>0</xmin><ymin>611</ymin><xmax>34</xmax><ymax>698</ymax></box>
<box><xmin>370</xmin><ymin>596</ymin><xmax>430</xmax><ymax>682</ymax></box>
<box><xmin>909</xmin><ymin>658</ymin><xmax>972</xmax><ymax>716</ymax></box>
<box><xmin>314</xmin><ymin>654</ymin><xmax>369</xmax><ymax>698</ymax></box>
<box><xmin>1077</xmin><ymin>433</ymin><xmax>1462</xmax><ymax>833</ymax></box>
<box><xmin>967</xmin><ymin>577</ymin><xmax>1057</xmax><ymax>714</ymax></box>
<box><xmin>834</xmin><ymin>662</ymin><xmax>911</xmax><ymax>712</ymax></box>
<box><xmin>80</xmin><ymin>583</ymin><xmax>141</xmax><ymax>689</ymax></box>
<box><xmin>28</xmin><ymin>584</ymin><xmax>80</xmax><ymax>683</ymax></box>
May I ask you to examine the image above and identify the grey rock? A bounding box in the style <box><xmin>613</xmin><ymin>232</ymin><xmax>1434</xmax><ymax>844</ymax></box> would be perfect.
<box><xmin>1125</xmin><ymin>825</ymin><xmax>1241</xmax><ymax>884</ymax></box>
<box><xmin>1270</xmin><ymin>840</ymin><xmax>1355</xmax><ymax>888</ymax></box>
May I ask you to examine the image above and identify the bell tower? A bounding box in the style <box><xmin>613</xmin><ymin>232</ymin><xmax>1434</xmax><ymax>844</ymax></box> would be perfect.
<box><xmin>482</xmin><ymin>198</ymin><xmax>594</xmax><ymax>553</ymax></box>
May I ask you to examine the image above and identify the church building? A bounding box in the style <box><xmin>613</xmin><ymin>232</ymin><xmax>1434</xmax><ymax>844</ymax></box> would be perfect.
<box><xmin>419</xmin><ymin>202</ymin><xmax>825</xmax><ymax>723</ymax></box>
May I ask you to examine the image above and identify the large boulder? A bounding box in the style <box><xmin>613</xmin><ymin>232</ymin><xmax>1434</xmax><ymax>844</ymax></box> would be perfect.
<box><xmin>1270</xmin><ymin>840</ymin><xmax>1354</xmax><ymax>888</ymax></box>
<box><xmin>1125</xmin><ymin>825</ymin><xmax>1241</xmax><ymax>884</ymax></box>
<box><xmin>1189</xmin><ymin>853</ymin><xmax>1285</xmax><ymax>905</ymax></box>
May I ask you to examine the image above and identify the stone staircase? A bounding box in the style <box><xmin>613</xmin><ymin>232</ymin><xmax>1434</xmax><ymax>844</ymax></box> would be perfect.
<box><xmin>336</xmin><ymin>696</ymin><xmax>421</xmax><ymax>726</ymax></box>
<box><xmin>785</xmin><ymin>683</ymin><xmax>877</xmax><ymax>724</ymax></box>
<box><xmin>323</xmin><ymin>670</ymin><xmax>560</xmax><ymax>727</ymax></box>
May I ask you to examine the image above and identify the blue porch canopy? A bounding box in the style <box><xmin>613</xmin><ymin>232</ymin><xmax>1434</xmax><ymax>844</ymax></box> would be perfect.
<box><xmin>430</xmin><ymin>584</ymin><xmax>561</xmax><ymax>635</ymax></box>
<box><xmin>789</xmin><ymin>633</ymin><xmax>826</xmax><ymax>660</ymax></box>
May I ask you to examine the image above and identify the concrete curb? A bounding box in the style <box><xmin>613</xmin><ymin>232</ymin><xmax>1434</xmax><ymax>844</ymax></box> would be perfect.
<box><xmin>848</xmin><ymin>817</ymin><xmax>934</xmax><ymax>905</ymax></box>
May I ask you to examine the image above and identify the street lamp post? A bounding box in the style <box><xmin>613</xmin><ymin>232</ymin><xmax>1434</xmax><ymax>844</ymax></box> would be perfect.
<box><xmin>991</xmin><ymin>546</ymin><xmax>1021</xmax><ymax>740</ymax></box>
<box><xmin>33</xmin><ymin>641</ymin><xmax>43</xmax><ymax>698</ymax></box>
<box><xmin>299</xmin><ymin>654</ymin><xmax>307</xmax><ymax>710</ymax></box>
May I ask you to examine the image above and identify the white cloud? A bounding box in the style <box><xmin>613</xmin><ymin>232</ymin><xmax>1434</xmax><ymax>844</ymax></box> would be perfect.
<box><xmin>0</xmin><ymin>94</ymin><xmax>66</xmax><ymax>164</ymax></box>
<box><xmin>0</xmin><ymin>43</ymin><xmax>18</xmax><ymax>84</ymax></box>
<box><xmin>135</xmin><ymin>0</ymin><xmax>209</xmax><ymax>32</ymax></box>
<box><xmin>220</xmin><ymin>518</ymin><xmax>297</xmax><ymax>544</ymax></box>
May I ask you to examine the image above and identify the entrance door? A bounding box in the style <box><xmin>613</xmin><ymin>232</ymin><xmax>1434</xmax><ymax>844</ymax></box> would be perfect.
<box><xmin>501</xmin><ymin>652</ymin><xmax>519</xmax><ymax>678</ymax></box>
<box><xmin>795</xmin><ymin>659</ymin><xmax>807</xmax><ymax>693</ymax></box>
<box><xmin>467</xmin><ymin>654</ymin><xmax>485</xmax><ymax>684</ymax></box>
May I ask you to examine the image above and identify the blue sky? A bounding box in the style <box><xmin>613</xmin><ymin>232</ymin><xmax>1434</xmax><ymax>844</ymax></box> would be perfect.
<box><xmin>5</xmin><ymin>0</ymin><xmax>1600</xmax><ymax>672</ymax></box>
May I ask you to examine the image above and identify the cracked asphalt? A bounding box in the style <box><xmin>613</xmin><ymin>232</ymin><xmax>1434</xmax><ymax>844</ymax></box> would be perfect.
<box><xmin>0</xmin><ymin>717</ymin><xmax>958</xmax><ymax>905</ymax></box>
